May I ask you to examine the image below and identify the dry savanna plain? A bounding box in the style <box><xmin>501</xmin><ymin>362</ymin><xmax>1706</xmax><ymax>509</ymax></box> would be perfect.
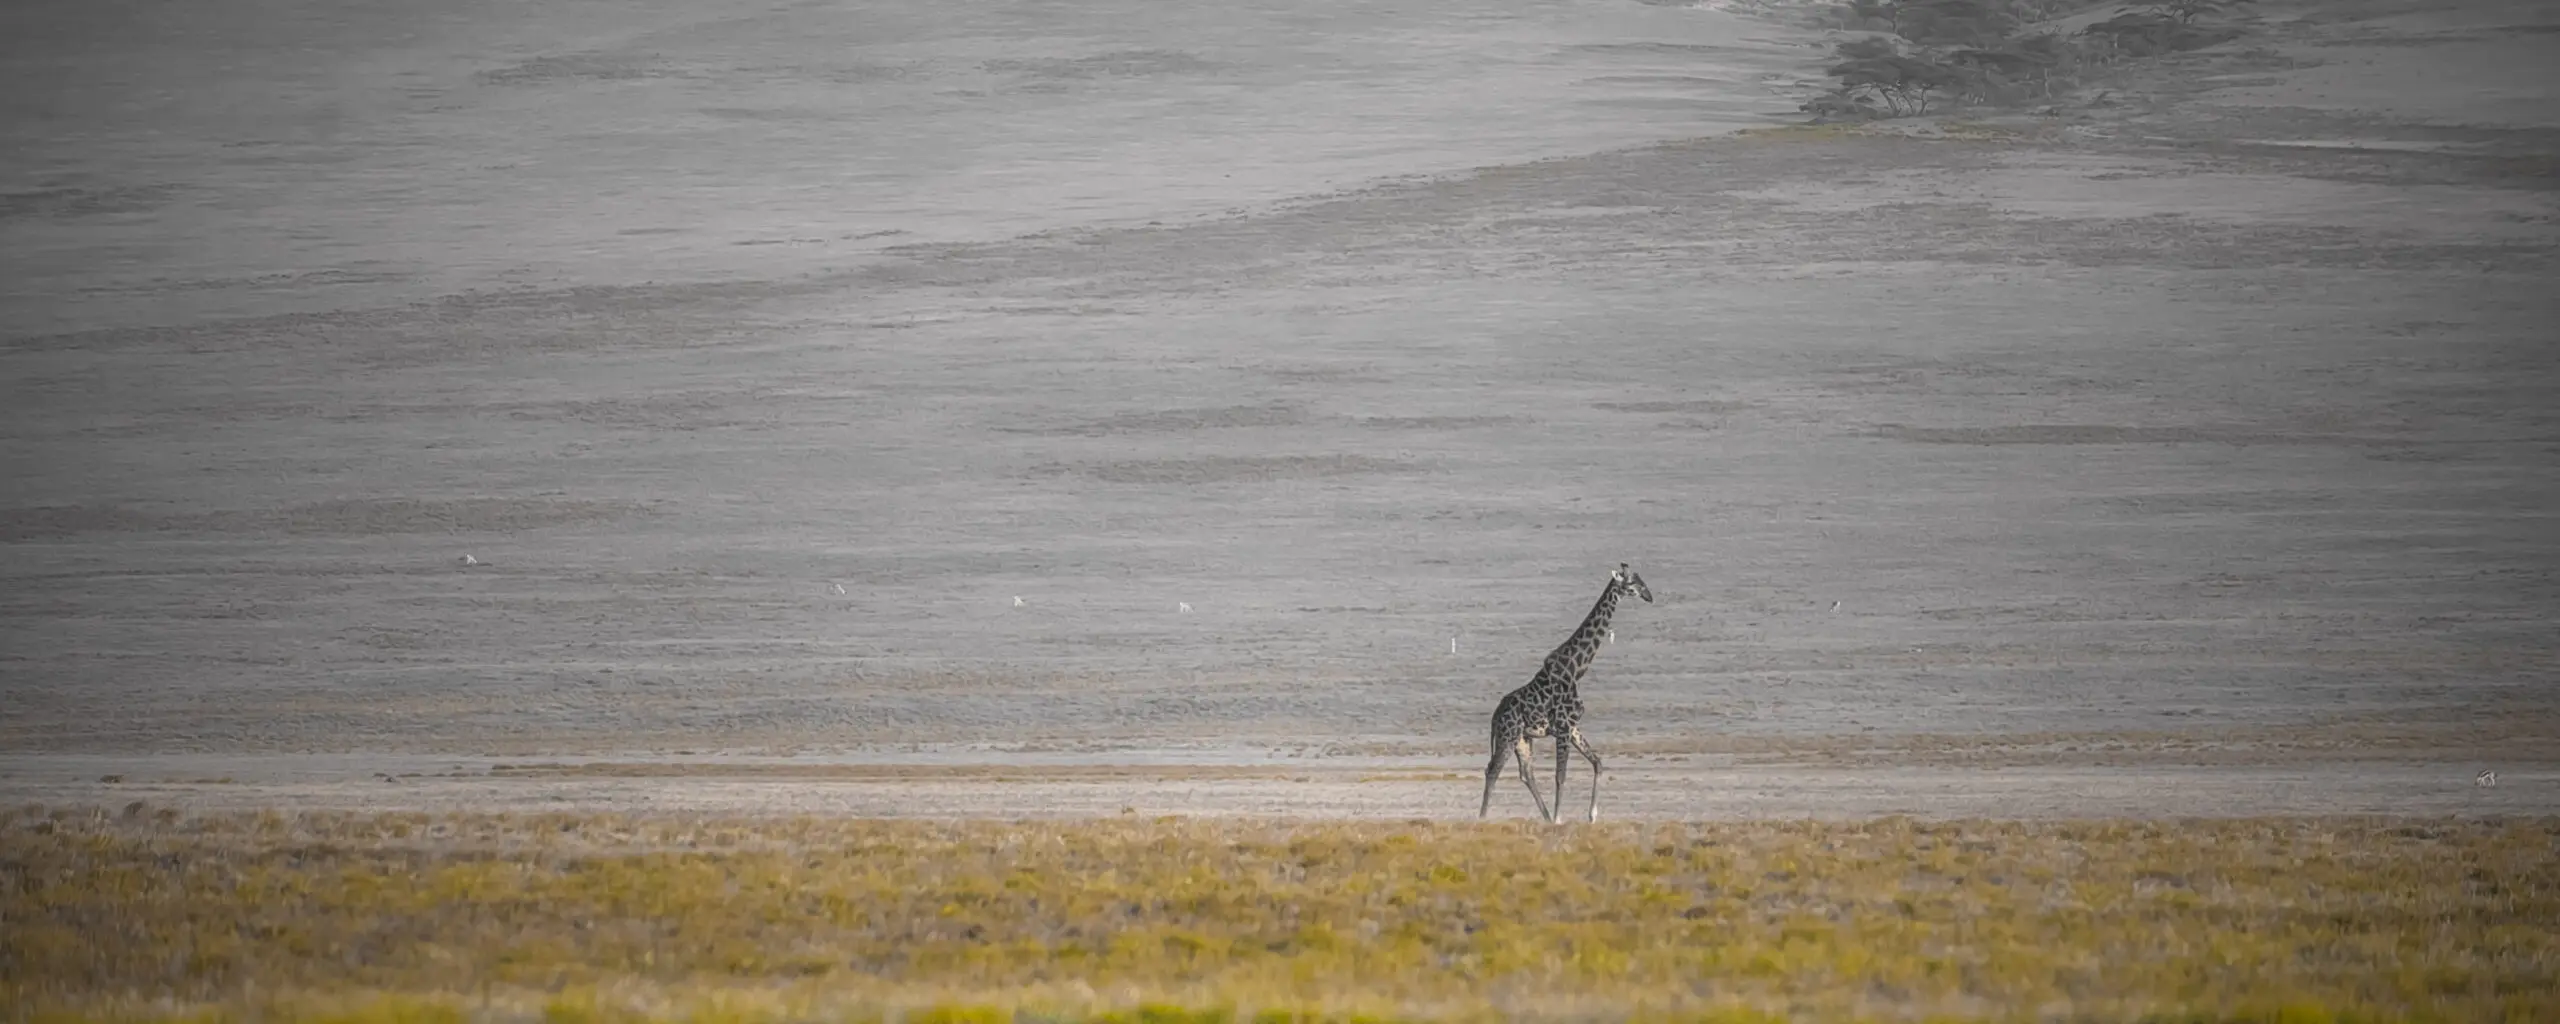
<box><xmin>5</xmin><ymin>0</ymin><xmax>2560</xmax><ymax>1020</ymax></box>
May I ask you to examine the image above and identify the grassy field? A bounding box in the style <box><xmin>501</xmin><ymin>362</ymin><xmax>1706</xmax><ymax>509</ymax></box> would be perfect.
<box><xmin>4</xmin><ymin>807</ymin><xmax>2554</xmax><ymax>1022</ymax></box>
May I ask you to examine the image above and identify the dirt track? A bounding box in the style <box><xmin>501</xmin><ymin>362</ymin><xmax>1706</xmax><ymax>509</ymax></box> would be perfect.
<box><xmin>4</xmin><ymin>0</ymin><xmax>2556</xmax><ymax>819</ymax></box>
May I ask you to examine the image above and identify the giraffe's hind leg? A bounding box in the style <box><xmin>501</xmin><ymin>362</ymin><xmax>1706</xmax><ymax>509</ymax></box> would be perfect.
<box><xmin>1482</xmin><ymin>713</ymin><xmax>1526</xmax><ymax>818</ymax></box>
<box><xmin>1513</xmin><ymin>737</ymin><xmax>1556</xmax><ymax>824</ymax></box>
<box><xmin>1568</xmin><ymin>728</ymin><xmax>1604</xmax><ymax>823</ymax></box>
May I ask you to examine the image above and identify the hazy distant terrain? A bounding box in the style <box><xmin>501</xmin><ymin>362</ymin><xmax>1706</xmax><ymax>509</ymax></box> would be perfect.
<box><xmin>0</xmin><ymin>0</ymin><xmax>1816</xmax><ymax>333</ymax></box>
<box><xmin>3</xmin><ymin>0</ymin><xmax>2555</xmax><ymax>819</ymax></box>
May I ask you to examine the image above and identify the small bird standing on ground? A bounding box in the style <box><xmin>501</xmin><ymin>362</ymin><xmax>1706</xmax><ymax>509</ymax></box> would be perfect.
<box><xmin>2477</xmin><ymin>769</ymin><xmax>2497</xmax><ymax>788</ymax></box>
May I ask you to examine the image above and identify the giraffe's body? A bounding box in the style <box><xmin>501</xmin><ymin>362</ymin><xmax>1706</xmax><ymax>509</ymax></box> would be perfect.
<box><xmin>1480</xmin><ymin>563</ymin><xmax>1652</xmax><ymax>823</ymax></box>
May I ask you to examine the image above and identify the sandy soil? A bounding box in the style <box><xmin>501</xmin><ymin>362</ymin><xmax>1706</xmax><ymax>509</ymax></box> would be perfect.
<box><xmin>4</xmin><ymin>751</ymin><xmax>2549</xmax><ymax>820</ymax></box>
<box><xmin>4</xmin><ymin>0</ymin><xmax>2556</xmax><ymax>819</ymax></box>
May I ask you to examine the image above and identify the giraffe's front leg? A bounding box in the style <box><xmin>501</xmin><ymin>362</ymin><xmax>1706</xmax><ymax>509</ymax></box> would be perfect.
<box><xmin>1554</xmin><ymin>735</ymin><xmax>1571</xmax><ymax>822</ymax></box>
<box><xmin>1569</xmin><ymin>729</ymin><xmax>1604</xmax><ymax>823</ymax></box>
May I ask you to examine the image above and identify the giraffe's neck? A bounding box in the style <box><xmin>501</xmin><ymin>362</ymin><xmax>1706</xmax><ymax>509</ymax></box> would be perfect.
<box><xmin>1540</xmin><ymin>580</ymin><xmax>1623</xmax><ymax>684</ymax></box>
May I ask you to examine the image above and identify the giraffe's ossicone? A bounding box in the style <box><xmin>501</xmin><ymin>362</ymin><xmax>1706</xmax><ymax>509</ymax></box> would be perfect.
<box><xmin>1480</xmin><ymin>562</ymin><xmax>1653</xmax><ymax>824</ymax></box>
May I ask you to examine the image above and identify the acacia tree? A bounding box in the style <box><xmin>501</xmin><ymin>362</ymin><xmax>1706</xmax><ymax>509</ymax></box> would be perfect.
<box><xmin>1813</xmin><ymin>0</ymin><xmax>2238</xmax><ymax>119</ymax></box>
<box><xmin>1946</xmin><ymin>32</ymin><xmax>2067</xmax><ymax>99</ymax></box>
<box><xmin>2159</xmin><ymin>0</ymin><xmax>2251</xmax><ymax>24</ymax></box>
<box><xmin>1825</xmin><ymin>38</ymin><xmax>1975</xmax><ymax>116</ymax></box>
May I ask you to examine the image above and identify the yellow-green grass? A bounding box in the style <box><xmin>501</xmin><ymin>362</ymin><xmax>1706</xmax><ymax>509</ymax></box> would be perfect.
<box><xmin>5</xmin><ymin>808</ymin><xmax>2554</xmax><ymax>1022</ymax></box>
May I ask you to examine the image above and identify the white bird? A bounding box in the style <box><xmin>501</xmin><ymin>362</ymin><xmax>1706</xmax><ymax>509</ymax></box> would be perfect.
<box><xmin>2477</xmin><ymin>770</ymin><xmax>2497</xmax><ymax>788</ymax></box>
<box><xmin>1831</xmin><ymin>600</ymin><xmax>1842</xmax><ymax>612</ymax></box>
<box><xmin>830</xmin><ymin>583</ymin><xmax>847</xmax><ymax>595</ymax></box>
<box><xmin>1013</xmin><ymin>596</ymin><xmax>1024</xmax><ymax>607</ymax></box>
<box><xmin>457</xmin><ymin>554</ymin><xmax>479</xmax><ymax>566</ymax></box>
<box><xmin>1178</xmin><ymin>602</ymin><xmax>1191</xmax><ymax>613</ymax></box>
<box><xmin>1450</xmin><ymin>637</ymin><xmax>1458</xmax><ymax>655</ymax></box>
<box><xmin>1604</xmin><ymin>628</ymin><xmax>1615</xmax><ymax>644</ymax></box>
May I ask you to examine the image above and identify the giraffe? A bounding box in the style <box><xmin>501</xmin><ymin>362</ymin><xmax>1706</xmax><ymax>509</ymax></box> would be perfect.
<box><xmin>1479</xmin><ymin>562</ymin><xmax>1652</xmax><ymax>824</ymax></box>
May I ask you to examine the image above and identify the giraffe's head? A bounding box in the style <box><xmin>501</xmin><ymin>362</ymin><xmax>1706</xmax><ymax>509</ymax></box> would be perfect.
<box><xmin>1612</xmin><ymin>562</ymin><xmax>1653</xmax><ymax>603</ymax></box>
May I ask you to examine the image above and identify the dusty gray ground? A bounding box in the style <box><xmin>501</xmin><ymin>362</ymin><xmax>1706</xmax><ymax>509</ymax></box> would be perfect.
<box><xmin>3</xmin><ymin>0</ymin><xmax>2556</xmax><ymax>818</ymax></box>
